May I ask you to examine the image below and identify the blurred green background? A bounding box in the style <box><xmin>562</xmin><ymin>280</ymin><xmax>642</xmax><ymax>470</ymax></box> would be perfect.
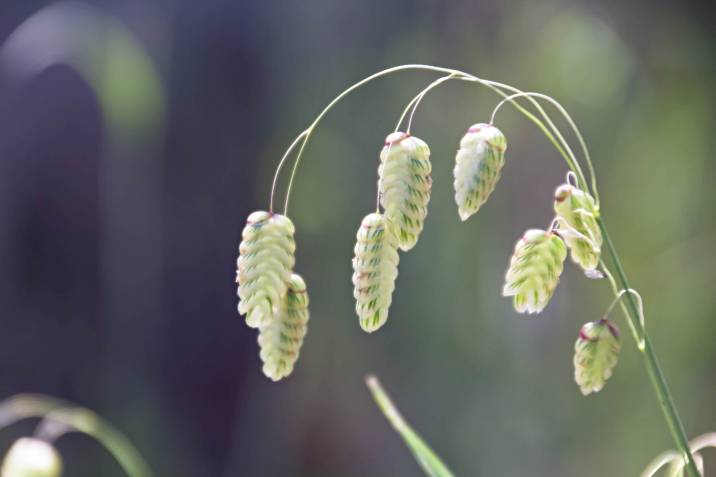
<box><xmin>0</xmin><ymin>0</ymin><xmax>714</xmax><ymax>475</ymax></box>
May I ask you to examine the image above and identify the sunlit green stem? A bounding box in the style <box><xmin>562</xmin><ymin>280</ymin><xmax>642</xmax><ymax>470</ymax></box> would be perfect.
<box><xmin>365</xmin><ymin>375</ymin><xmax>455</xmax><ymax>477</ymax></box>
<box><xmin>599</xmin><ymin>222</ymin><xmax>699</xmax><ymax>477</ymax></box>
<box><xmin>0</xmin><ymin>394</ymin><xmax>153</xmax><ymax>477</ymax></box>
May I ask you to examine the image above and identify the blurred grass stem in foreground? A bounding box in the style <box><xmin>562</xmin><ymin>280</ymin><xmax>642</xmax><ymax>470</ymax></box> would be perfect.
<box><xmin>0</xmin><ymin>394</ymin><xmax>154</xmax><ymax>477</ymax></box>
<box><xmin>365</xmin><ymin>376</ymin><xmax>455</xmax><ymax>477</ymax></box>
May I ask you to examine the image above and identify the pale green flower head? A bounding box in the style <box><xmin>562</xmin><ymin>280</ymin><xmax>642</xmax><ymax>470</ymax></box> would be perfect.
<box><xmin>453</xmin><ymin>123</ymin><xmax>507</xmax><ymax>221</ymax></box>
<box><xmin>1</xmin><ymin>438</ymin><xmax>62</xmax><ymax>477</ymax></box>
<box><xmin>352</xmin><ymin>213</ymin><xmax>400</xmax><ymax>332</ymax></box>
<box><xmin>574</xmin><ymin>319</ymin><xmax>621</xmax><ymax>395</ymax></box>
<box><xmin>554</xmin><ymin>182</ymin><xmax>602</xmax><ymax>272</ymax></box>
<box><xmin>503</xmin><ymin>229</ymin><xmax>567</xmax><ymax>314</ymax></box>
<box><xmin>258</xmin><ymin>273</ymin><xmax>310</xmax><ymax>381</ymax></box>
<box><xmin>379</xmin><ymin>132</ymin><xmax>432</xmax><ymax>251</ymax></box>
<box><xmin>236</xmin><ymin>211</ymin><xmax>296</xmax><ymax>328</ymax></box>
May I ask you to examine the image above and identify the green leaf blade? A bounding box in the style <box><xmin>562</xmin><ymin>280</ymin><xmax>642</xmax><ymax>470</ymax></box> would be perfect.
<box><xmin>365</xmin><ymin>375</ymin><xmax>456</xmax><ymax>477</ymax></box>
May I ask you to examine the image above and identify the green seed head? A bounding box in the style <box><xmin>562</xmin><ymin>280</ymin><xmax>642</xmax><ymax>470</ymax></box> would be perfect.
<box><xmin>554</xmin><ymin>183</ymin><xmax>602</xmax><ymax>272</ymax></box>
<box><xmin>352</xmin><ymin>213</ymin><xmax>400</xmax><ymax>332</ymax></box>
<box><xmin>379</xmin><ymin>132</ymin><xmax>432</xmax><ymax>251</ymax></box>
<box><xmin>237</xmin><ymin>211</ymin><xmax>296</xmax><ymax>328</ymax></box>
<box><xmin>574</xmin><ymin>319</ymin><xmax>620</xmax><ymax>395</ymax></box>
<box><xmin>453</xmin><ymin>123</ymin><xmax>507</xmax><ymax>221</ymax></box>
<box><xmin>258</xmin><ymin>273</ymin><xmax>310</xmax><ymax>381</ymax></box>
<box><xmin>1</xmin><ymin>438</ymin><xmax>63</xmax><ymax>477</ymax></box>
<box><xmin>503</xmin><ymin>229</ymin><xmax>567</xmax><ymax>314</ymax></box>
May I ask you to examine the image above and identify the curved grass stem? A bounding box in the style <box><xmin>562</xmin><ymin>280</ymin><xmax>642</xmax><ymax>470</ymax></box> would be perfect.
<box><xmin>275</xmin><ymin>64</ymin><xmax>597</xmax><ymax>214</ymax></box>
<box><xmin>0</xmin><ymin>394</ymin><xmax>153</xmax><ymax>477</ymax></box>
<box><xmin>599</xmin><ymin>264</ymin><xmax>642</xmax><ymax>344</ymax></box>
<box><xmin>405</xmin><ymin>73</ymin><xmax>458</xmax><ymax>134</ymax></box>
<box><xmin>269</xmin><ymin>129</ymin><xmax>308</xmax><ymax>213</ymax></box>
<box><xmin>395</xmin><ymin>74</ymin><xmax>456</xmax><ymax>133</ymax></box>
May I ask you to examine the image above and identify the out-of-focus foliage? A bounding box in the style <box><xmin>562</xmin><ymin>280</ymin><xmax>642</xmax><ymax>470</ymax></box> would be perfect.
<box><xmin>0</xmin><ymin>0</ymin><xmax>714</xmax><ymax>476</ymax></box>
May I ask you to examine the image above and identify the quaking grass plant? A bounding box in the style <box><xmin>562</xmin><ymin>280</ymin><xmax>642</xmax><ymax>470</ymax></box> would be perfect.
<box><xmin>235</xmin><ymin>65</ymin><xmax>710</xmax><ymax>475</ymax></box>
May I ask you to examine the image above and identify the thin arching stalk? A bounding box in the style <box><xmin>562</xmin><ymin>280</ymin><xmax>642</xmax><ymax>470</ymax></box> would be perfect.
<box><xmin>490</xmin><ymin>91</ymin><xmax>599</xmax><ymax>204</ymax></box>
<box><xmin>395</xmin><ymin>74</ymin><xmax>456</xmax><ymax>133</ymax></box>
<box><xmin>391</xmin><ymin>72</ymin><xmax>586</xmax><ymax>187</ymax></box>
<box><xmin>599</xmin><ymin>265</ymin><xmax>643</xmax><ymax>346</ymax></box>
<box><xmin>406</xmin><ymin>74</ymin><xmax>457</xmax><ymax>134</ymax></box>
<box><xmin>269</xmin><ymin>129</ymin><xmax>308</xmax><ymax>213</ymax></box>
<box><xmin>276</xmin><ymin>64</ymin><xmax>597</xmax><ymax>214</ymax></box>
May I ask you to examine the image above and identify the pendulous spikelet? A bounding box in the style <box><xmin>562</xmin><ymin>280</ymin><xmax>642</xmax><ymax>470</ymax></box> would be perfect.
<box><xmin>453</xmin><ymin>123</ymin><xmax>507</xmax><ymax>221</ymax></box>
<box><xmin>258</xmin><ymin>273</ymin><xmax>310</xmax><ymax>381</ymax></box>
<box><xmin>554</xmin><ymin>183</ymin><xmax>602</xmax><ymax>272</ymax></box>
<box><xmin>379</xmin><ymin>132</ymin><xmax>432</xmax><ymax>251</ymax></box>
<box><xmin>352</xmin><ymin>213</ymin><xmax>400</xmax><ymax>332</ymax></box>
<box><xmin>574</xmin><ymin>319</ymin><xmax>620</xmax><ymax>395</ymax></box>
<box><xmin>236</xmin><ymin>211</ymin><xmax>296</xmax><ymax>328</ymax></box>
<box><xmin>503</xmin><ymin>229</ymin><xmax>567</xmax><ymax>314</ymax></box>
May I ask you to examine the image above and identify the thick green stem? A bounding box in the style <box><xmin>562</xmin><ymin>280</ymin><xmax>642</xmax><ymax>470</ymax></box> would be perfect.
<box><xmin>599</xmin><ymin>220</ymin><xmax>699</xmax><ymax>477</ymax></box>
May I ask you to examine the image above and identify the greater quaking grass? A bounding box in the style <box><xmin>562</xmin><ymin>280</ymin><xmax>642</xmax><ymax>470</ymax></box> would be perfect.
<box><xmin>235</xmin><ymin>64</ymin><xmax>710</xmax><ymax>476</ymax></box>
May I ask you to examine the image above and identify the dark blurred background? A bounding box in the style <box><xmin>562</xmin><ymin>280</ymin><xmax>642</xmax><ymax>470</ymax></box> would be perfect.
<box><xmin>0</xmin><ymin>0</ymin><xmax>714</xmax><ymax>475</ymax></box>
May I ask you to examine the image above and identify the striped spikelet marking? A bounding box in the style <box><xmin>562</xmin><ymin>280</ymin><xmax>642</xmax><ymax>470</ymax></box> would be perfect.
<box><xmin>379</xmin><ymin>132</ymin><xmax>432</xmax><ymax>251</ymax></box>
<box><xmin>503</xmin><ymin>229</ymin><xmax>567</xmax><ymax>314</ymax></box>
<box><xmin>574</xmin><ymin>319</ymin><xmax>620</xmax><ymax>395</ymax></box>
<box><xmin>257</xmin><ymin>273</ymin><xmax>309</xmax><ymax>381</ymax></box>
<box><xmin>554</xmin><ymin>184</ymin><xmax>602</xmax><ymax>271</ymax></box>
<box><xmin>453</xmin><ymin>123</ymin><xmax>507</xmax><ymax>221</ymax></box>
<box><xmin>236</xmin><ymin>211</ymin><xmax>296</xmax><ymax>328</ymax></box>
<box><xmin>352</xmin><ymin>213</ymin><xmax>400</xmax><ymax>332</ymax></box>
